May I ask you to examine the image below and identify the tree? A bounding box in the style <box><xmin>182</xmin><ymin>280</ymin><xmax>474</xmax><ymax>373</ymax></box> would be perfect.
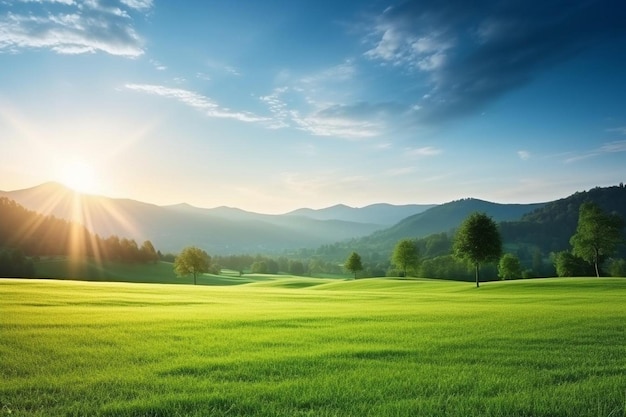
<box><xmin>251</xmin><ymin>260</ymin><xmax>268</xmax><ymax>274</ymax></box>
<box><xmin>453</xmin><ymin>212</ymin><xmax>502</xmax><ymax>287</ymax></box>
<box><xmin>174</xmin><ymin>246</ymin><xmax>211</xmax><ymax>285</ymax></box>
<box><xmin>391</xmin><ymin>239</ymin><xmax>419</xmax><ymax>277</ymax></box>
<box><xmin>609</xmin><ymin>259</ymin><xmax>626</xmax><ymax>277</ymax></box>
<box><xmin>498</xmin><ymin>253</ymin><xmax>522</xmax><ymax>280</ymax></box>
<box><xmin>344</xmin><ymin>251</ymin><xmax>363</xmax><ymax>279</ymax></box>
<box><xmin>288</xmin><ymin>260</ymin><xmax>305</xmax><ymax>276</ymax></box>
<box><xmin>552</xmin><ymin>251</ymin><xmax>594</xmax><ymax>277</ymax></box>
<box><xmin>140</xmin><ymin>240</ymin><xmax>158</xmax><ymax>263</ymax></box>
<box><xmin>570</xmin><ymin>202</ymin><xmax>624</xmax><ymax>277</ymax></box>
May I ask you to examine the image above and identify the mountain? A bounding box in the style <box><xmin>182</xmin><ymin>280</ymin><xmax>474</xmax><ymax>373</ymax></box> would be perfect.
<box><xmin>317</xmin><ymin>185</ymin><xmax>626</xmax><ymax>266</ymax></box>
<box><xmin>285</xmin><ymin>203</ymin><xmax>436</xmax><ymax>226</ymax></box>
<box><xmin>0</xmin><ymin>183</ymin><xmax>386</xmax><ymax>254</ymax></box>
<box><xmin>312</xmin><ymin>198</ymin><xmax>547</xmax><ymax>263</ymax></box>
<box><xmin>500</xmin><ymin>185</ymin><xmax>626</xmax><ymax>255</ymax></box>
<box><xmin>371</xmin><ymin>198</ymin><xmax>545</xmax><ymax>243</ymax></box>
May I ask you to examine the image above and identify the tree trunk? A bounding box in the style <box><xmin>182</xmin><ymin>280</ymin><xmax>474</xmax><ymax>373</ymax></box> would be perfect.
<box><xmin>475</xmin><ymin>263</ymin><xmax>480</xmax><ymax>288</ymax></box>
<box><xmin>594</xmin><ymin>249</ymin><xmax>600</xmax><ymax>277</ymax></box>
<box><xmin>193</xmin><ymin>271</ymin><xmax>197</xmax><ymax>285</ymax></box>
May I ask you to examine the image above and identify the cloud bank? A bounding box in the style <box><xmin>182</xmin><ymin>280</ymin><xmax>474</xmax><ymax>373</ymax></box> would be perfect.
<box><xmin>363</xmin><ymin>0</ymin><xmax>626</xmax><ymax>124</ymax></box>
<box><xmin>0</xmin><ymin>0</ymin><xmax>153</xmax><ymax>57</ymax></box>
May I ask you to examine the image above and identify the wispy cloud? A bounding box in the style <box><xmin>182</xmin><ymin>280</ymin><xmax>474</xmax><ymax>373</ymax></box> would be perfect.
<box><xmin>259</xmin><ymin>62</ymin><xmax>405</xmax><ymax>139</ymax></box>
<box><xmin>606</xmin><ymin>126</ymin><xmax>626</xmax><ymax>135</ymax></box>
<box><xmin>125</xmin><ymin>84</ymin><xmax>268</xmax><ymax>123</ymax></box>
<box><xmin>565</xmin><ymin>140</ymin><xmax>626</xmax><ymax>163</ymax></box>
<box><xmin>362</xmin><ymin>1</ymin><xmax>626</xmax><ymax>124</ymax></box>
<box><xmin>404</xmin><ymin>146</ymin><xmax>442</xmax><ymax>158</ymax></box>
<box><xmin>385</xmin><ymin>166</ymin><xmax>415</xmax><ymax>177</ymax></box>
<box><xmin>517</xmin><ymin>150</ymin><xmax>531</xmax><ymax>160</ymax></box>
<box><xmin>0</xmin><ymin>0</ymin><xmax>151</xmax><ymax>57</ymax></box>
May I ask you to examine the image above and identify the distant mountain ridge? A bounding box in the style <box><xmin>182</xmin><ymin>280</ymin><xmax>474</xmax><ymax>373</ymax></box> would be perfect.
<box><xmin>0</xmin><ymin>182</ymin><xmax>424</xmax><ymax>254</ymax></box>
<box><xmin>334</xmin><ymin>198</ymin><xmax>546</xmax><ymax>259</ymax></box>
<box><xmin>286</xmin><ymin>203</ymin><xmax>436</xmax><ymax>226</ymax></box>
<box><xmin>7</xmin><ymin>182</ymin><xmax>620</xmax><ymax>259</ymax></box>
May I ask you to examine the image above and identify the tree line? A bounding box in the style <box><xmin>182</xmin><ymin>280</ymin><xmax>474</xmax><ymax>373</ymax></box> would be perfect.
<box><xmin>342</xmin><ymin>203</ymin><xmax>624</xmax><ymax>285</ymax></box>
<box><xmin>172</xmin><ymin>202</ymin><xmax>624</xmax><ymax>285</ymax></box>
<box><xmin>0</xmin><ymin>197</ymin><xmax>160</xmax><ymax>277</ymax></box>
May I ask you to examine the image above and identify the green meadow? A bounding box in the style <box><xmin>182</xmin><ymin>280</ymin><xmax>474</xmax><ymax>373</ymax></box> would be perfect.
<box><xmin>1</xmin><ymin>277</ymin><xmax>625</xmax><ymax>417</ymax></box>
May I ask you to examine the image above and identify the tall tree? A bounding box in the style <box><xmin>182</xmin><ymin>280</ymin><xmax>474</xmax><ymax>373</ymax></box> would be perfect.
<box><xmin>391</xmin><ymin>239</ymin><xmax>420</xmax><ymax>277</ymax></box>
<box><xmin>570</xmin><ymin>202</ymin><xmax>624</xmax><ymax>277</ymax></box>
<box><xmin>344</xmin><ymin>251</ymin><xmax>363</xmax><ymax>279</ymax></box>
<box><xmin>453</xmin><ymin>212</ymin><xmax>502</xmax><ymax>287</ymax></box>
<box><xmin>174</xmin><ymin>246</ymin><xmax>211</xmax><ymax>285</ymax></box>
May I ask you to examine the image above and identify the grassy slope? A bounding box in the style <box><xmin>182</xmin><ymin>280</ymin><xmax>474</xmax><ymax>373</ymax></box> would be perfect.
<box><xmin>1</xmin><ymin>277</ymin><xmax>625</xmax><ymax>417</ymax></box>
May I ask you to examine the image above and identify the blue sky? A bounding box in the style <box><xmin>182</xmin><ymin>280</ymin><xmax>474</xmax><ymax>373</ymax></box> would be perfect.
<box><xmin>1</xmin><ymin>0</ymin><xmax>625</xmax><ymax>213</ymax></box>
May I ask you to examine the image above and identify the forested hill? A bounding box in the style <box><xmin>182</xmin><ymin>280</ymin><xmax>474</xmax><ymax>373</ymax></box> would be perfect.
<box><xmin>314</xmin><ymin>185</ymin><xmax>626</xmax><ymax>266</ymax></box>
<box><xmin>369</xmin><ymin>198</ymin><xmax>544</xmax><ymax>244</ymax></box>
<box><xmin>312</xmin><ymin>198</ymin><xmax>545</xmax><ymax>263</ymax></box>
<box><xmin>500</xmin><ymin>185</ymin><xmax>626</xmax><ymax>254</ymax></box>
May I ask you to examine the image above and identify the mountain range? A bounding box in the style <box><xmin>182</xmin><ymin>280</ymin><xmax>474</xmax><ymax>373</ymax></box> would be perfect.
<box><xmin>0</xmin><ymin>182</ymin><xmax>433</xmax><ymax>254</ymax></box>
<box><xmin>3</xmin><ymin>182</ymin><xmax>624</xmax><ymax>257</ymax></box>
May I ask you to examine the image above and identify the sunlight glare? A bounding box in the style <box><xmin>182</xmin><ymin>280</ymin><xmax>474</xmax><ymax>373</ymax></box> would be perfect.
<box><xmin>61</xmin><ymin>160</ymin><xmax>98</xmax><ymax>193</ymax></box>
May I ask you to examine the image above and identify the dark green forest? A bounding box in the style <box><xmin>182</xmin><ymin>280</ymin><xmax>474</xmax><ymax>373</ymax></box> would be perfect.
<box><xmin>0</xmin><ymin>197</ymin><xmax>159</xmax><ymax>277</ymax></box>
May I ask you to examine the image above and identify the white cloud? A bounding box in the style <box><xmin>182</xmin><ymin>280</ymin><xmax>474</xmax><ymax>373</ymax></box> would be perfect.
<box><xmin>385</xmin><ymin>166</ymin><xmax>415</xmax><ymax>177</ymax></box>
<box><xmin>0</xmin><ymin>0</ymin><xmax>150</xmax><ymax>57</ymax></box>
<box><xmin>150</xmin><ymin>59</ymin><xmax>167</xmax><ymax>71</ymax></box>
<box><xmin>365</xmin><ymin>26</ymin><xmax>402</xmax><ymax>62</ymax></box>
<box><xmin>405</xmin><ymin>146</ymin><xmax>442</xmax><ymax>157</ymax></box>
<box><xmin>364</xmin><ymin>20</ymin><xmax>453</xmax><ymax>72</ymax></box>
<box><xmin>291</xmin><ymin>110</ymin><xmax>382</xmax><ymax>139</ymax></box>
<box><xmin>125</xmin><ymin>83</ymin><xmax>268</xmax><ymax>123</ymax></box>
<box><xmin>600</xmin><ymin>140</ymin><xmax>626</xmax><ymax>153</ymax></box>
<box><xmin>606</xmin><ymin>127</ymin><xmax>626</xmax><ymax>135</ymax></box>
<box><xmin>517</xmin><ymin>150</ymin><xmax>531</xmax><ymax>160</ymax></box>
<box><xmin>259</xmin><ymin>72</ymin><xmax>388</xmax><ymax>139</ymax></box>
<box><xmin>564</xmin><ymin>140</ymin><xmax>626</xmax><ymax>163</ymax></box>
<box><xmin>120</xmin><ymin>0</ymin><xmax>153</xmax><ymax>10</ymax></box>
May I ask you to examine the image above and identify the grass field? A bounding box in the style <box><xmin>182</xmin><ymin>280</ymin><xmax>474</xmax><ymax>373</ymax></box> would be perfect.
<box><xmin>1</xmin><ymin>277</ymin><xmax>625</xmax><ymax>416</ymax></box>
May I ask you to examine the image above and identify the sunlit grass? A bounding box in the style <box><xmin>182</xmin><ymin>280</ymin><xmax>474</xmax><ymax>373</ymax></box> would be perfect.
<box><xmin>1</xmin><ymin>278</ymin><xmax>625</xmax><ymax>416</ymax></box>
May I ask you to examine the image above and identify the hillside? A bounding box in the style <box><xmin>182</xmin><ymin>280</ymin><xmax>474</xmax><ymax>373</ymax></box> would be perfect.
<box><xmin>374</xmin><ymin>198</ymin><xmax>545</xmax><ymax>242</ymax></box>
<box><xmin>500</xmin><ymin>185</ymin><xmax>626</xmax><ymax>254</ymax></box>
<box><xmin>326</xmin><ymin>198</ymin><xmax>545</xmax><ymax>259</ymax></box>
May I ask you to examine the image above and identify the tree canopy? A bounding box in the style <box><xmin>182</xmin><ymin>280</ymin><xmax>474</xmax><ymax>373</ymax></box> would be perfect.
<box><xmin>174</xmin><ymin>246</ymin><xmax>211</xmax><ymax>285</ymax></box>
<box><xmin>391</xmin><ymin>239</ymin><xmax>420</xmax><ymax>277</ymax></box>
<box><xmin>498</xmin><ymin>253</ymin><xmax>522</xmax><ymax>280</ymax></box>
<box><xmin>344</xmin><ymin>251</ymin><xmax>363</xmax><ymax>279</ymax></box>
<box><xmin>453</xmin><ymin>212</ymin><xmax>502</xmax><ymax>287</ymax></box>
<box><xmin>570</xmin><ymin>202</ymin><xmax>624</xmax><ymax>277</ymax></box>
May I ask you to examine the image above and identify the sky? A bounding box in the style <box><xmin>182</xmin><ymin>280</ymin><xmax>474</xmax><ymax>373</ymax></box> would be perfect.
<box><xmin>1</xmin><ymin>0</ymin><xmax>626</xmax><ymax>214</ymax></box>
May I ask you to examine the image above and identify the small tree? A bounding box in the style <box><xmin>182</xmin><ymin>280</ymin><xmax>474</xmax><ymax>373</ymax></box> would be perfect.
<box><xmin>344</xmin><ymin>251</ymin><xmax>363</xmax><ymax>279</ymax></box>
<box><xmin>391</xmin><ymin>239</ymin><xmax>420</xmax><ymax>277</ymax></box>
<box><xmin>174</xmin><ymin>246</ymin><xmax>211</xmax><ymax>285</ymax></box>
<box><xmin>453</xmin><ymin>212</ymin><xmax>502</xmax><ymax>287</ymax></box>
<box><xmin>609</xmin><ymin>259</ymin><xmax>626</xmax><ymax>277</ymax></box>
<box><xmin>570</xmin><ymin>202</ymin><xmax>624</xmax><ymax>277</ymax></box>
<box><xmin>498</xmin><ymin>253</ymin><xmax>522</xmax><ymax>280</ymax></box>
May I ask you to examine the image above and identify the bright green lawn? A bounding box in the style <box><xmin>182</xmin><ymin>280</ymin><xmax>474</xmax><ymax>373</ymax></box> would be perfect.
<box><xmin>1</xmin><ymin>277</ymin><xmax>625</xmax><ymax>416</ymax></box>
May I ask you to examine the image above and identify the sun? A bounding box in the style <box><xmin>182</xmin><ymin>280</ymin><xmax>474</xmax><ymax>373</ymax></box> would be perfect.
<box><xmin>60</xmin><ymin>160</ymin><xmax>99</xmax><ymax>193</ymax></box>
